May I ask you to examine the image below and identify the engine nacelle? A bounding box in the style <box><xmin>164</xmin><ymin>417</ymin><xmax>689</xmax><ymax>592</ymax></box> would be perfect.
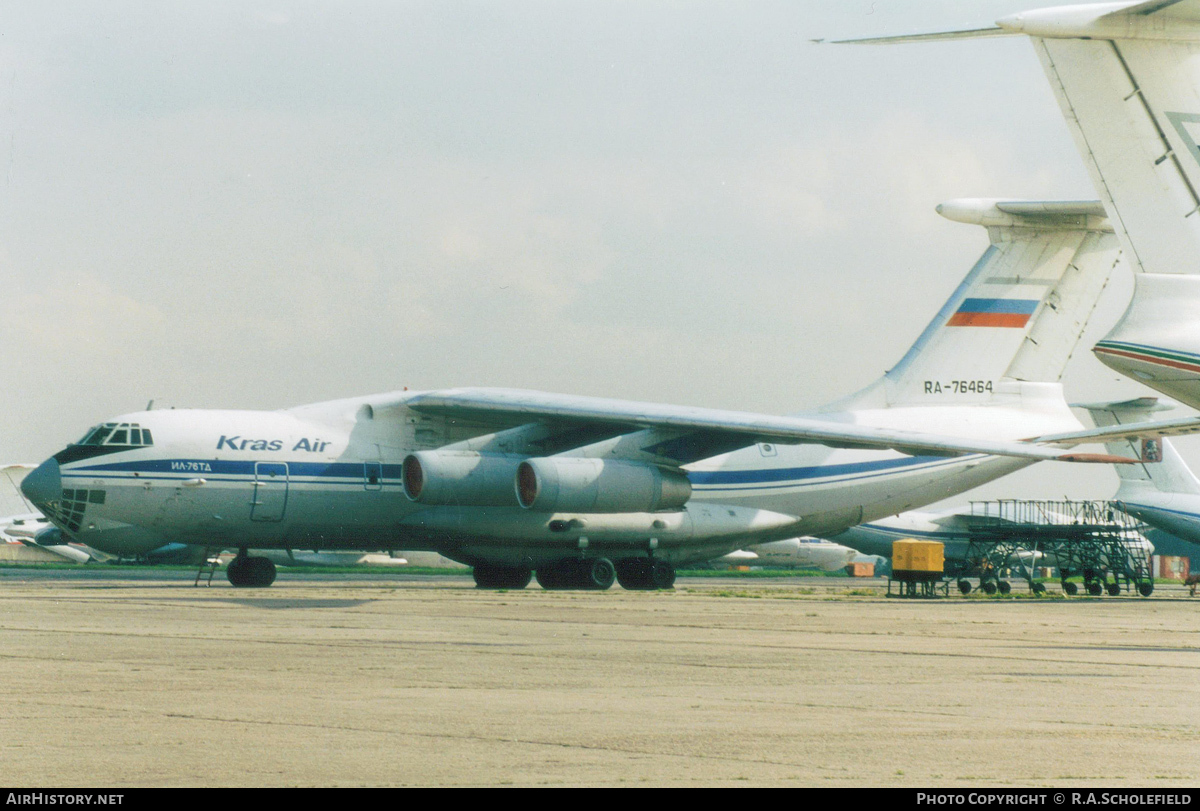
<box><xmin>403</xmin><ymin>451</ymin><xmax>523</xmax><ymax>506</ymax></box>
<box><xmin>516</xmin><ymin>457</ymin><xmax>692</xmax><ymax>513</ymax></box>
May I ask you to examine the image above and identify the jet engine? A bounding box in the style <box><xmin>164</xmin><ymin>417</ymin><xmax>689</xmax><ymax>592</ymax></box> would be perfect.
<box><xmin>515</xmin><ymin>457</ymin><xmax>691</xmax><ymax>513</ymax></box>
<box><xmin>402</xmin><ymin>451</ymin><xmax>523</xmax><ymax>506</ymax></box>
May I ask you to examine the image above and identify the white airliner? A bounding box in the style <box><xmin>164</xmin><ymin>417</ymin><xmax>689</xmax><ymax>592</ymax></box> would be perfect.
<box><xmin>837</xmin><ymin>0</ymin><xmax>1200</xmax><ymax>409</ymax></box>
<box><xmin>717</xmin><ymin>538</ymin><xmax>860</xmax><ymax>571</ymax></box>
<box><xmin>20</xmin><ymin>199</ymin><xmax>1192</xmax><ymax>589</ymax></box>
<box><xmin>1083</xmin><ymin>396</ymin><xmax>1200</xmax><ymax>545</ymax></box>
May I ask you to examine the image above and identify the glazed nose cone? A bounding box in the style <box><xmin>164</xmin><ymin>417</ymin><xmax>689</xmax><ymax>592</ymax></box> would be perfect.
<box><xmin>21</xmin><ymin>458</ymin><xmax>61</xmax><ymax>506</ymax></box>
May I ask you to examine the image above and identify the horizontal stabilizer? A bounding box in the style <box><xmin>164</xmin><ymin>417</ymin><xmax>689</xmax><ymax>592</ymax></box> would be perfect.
<box><xmin>1080</xmin><ymin>391</ymin><xmax>1200</xmax><ymax>493</ymax></box>
<box><xmin>828</xmin><ymin>26</ymin><xmax>1012</xmax><ymax>45</ymax></box>
<box><xmin>936</xmin><ymin>198</ymin><xmax>1110</xmax><ymax>229</ymax></box>
<box><xmin>1072</xmin><ymin>396</ymin><xmax>1175</xmax><ymax>414</ymax></box>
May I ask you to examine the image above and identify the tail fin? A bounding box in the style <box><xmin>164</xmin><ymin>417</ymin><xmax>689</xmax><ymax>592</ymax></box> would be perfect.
<box><xmin>839</xmin><ymin>199</ymin><xmax>1120</xmax><ymax>409</ymax></box>
<box><xmin>1079</xmin><ymin>397</ymin><xmax>1200</xmax><ymax>497</ymax></box>
<box><xmin>1030</xmin><ymin>8</ymin><xmax>1200</xmax><ymax>406</ymax></box>
<box><xmin>834</xmin><ymin>1</ymin><xmax>1200</xmax><ymax>408</ymax></box>
<box><xmin>836</xmin><ymin>1</ymin><xmax>1200</xmax><ymax>276</ymax></box>
<box><xmin>1022</xmin><ymin>3</ymin><xmax>1200</xmax><ymax>278</ymax></box>
<box><xmin>0</xmin><ymin>465</ymin><xmax>36</xmax><ymax>517</ymax></box>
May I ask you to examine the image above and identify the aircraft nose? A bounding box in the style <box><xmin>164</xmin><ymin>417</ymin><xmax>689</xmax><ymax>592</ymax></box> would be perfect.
<box><xmin>21</xmin><ymin>458</ymin><xmax>62</xmax><ymax>506</ymax></box>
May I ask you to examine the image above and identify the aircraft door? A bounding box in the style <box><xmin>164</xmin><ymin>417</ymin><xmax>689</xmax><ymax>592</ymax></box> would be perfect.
<box><xmin>252</xmin><ymin>462</ymin><xmax>289</xmax><ymax>522</ymax></box>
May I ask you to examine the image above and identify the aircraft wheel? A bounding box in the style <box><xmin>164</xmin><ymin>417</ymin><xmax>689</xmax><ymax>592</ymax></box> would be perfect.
<box><xmin>226</xmin><ymin>555</ymin><xmax>249</xmax><ymax>587</ymax></box>
<box><xmin>228</xmin><ymin>555</ymin><xmax>276</xmax><ymax>588</ymax></box>
<box><xmin>615</xmin><ymin>559</ymin><xmax>654</xmax><ymax>590</ymax></box>
<box><xmin>981</xmin><ymin>579</ymin><xmax>998</xmax><ymax>596</ymax></box>
<box><xmin>535</xmin><ymin>564</ymin><xmax>569</xmax><ymax>590</ymax></box>
<box><xmin>997</xmin><ymin>580</ymin><xmax>1011</xmax><ymax>595</ymax></box>
<box><xmin>957</xmin><ymin>579</ymin><xmax>972</xmax><ymax>595</ymax></box>
<box><xmin>249</xmin><ymin>556</ymin><xmax>276</xmax><ymax>587</ymax></box>
<box><xmin>1106</xmin><ymin>582</ymin><xmax>1122</xmax><ymax>597</ymax></box>
<box><xmin>1138</xmin><ymin>581</ymin><xmax>1154</xmax><ymax>597</ymax></box>
<box><xmin>584</xmin><ymin>558</ymin><xmax>615</xmax><ymax>590</ymax></box>
<box><xmin>1062</xmin><ymin>581</ymin><xmax>1078</xmax><ymax>596</ymax></box>
<box><xmin>651</xmin><ymin>561</ymin><xmax>676</xmax><ymax>590</ymax></box>
<box><xmin>473</xmin><ymin>565</ymin><xmax>532</xmax><ymax>589</ymax></box>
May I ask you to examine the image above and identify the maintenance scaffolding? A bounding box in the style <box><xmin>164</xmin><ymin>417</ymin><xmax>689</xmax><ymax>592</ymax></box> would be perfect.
<box><xmin>953</xmin><ymin>500</ymin><xmax>1154</xmax><ymax>597</ymax></box>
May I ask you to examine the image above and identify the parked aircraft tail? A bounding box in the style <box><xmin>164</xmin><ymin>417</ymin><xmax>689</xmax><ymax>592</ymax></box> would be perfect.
<box><xmin>0</xmin><ymin>465</ymin><xmax>35</xmax><ymax>517</ymax></box>
<box><xmin>834</xmin><ymin>198</ymin><xmax>1120</xmax><ymax>409</ymax></box>
<box><xmin>835</xmin><ymin>0</ymin><xmax>1200</xmax><ymax>408</ymax></box>
<box><xmin>1079</xmin><ymin>397</ymin><xmax>1200</xmax><ymax>497</ymax></box>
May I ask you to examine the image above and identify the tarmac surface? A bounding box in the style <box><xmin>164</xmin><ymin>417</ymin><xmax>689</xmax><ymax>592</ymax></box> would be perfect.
<box><xmin>1</xmin><ymin>568</ymin><xmax>1199</xmax><ymax>787</ymax></box>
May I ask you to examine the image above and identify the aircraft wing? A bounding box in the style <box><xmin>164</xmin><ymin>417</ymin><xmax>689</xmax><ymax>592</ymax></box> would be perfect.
<box><xmin>406</xmin><ymin>387</ymin><xmax>1132</xmax><ymax>464</ymax></box>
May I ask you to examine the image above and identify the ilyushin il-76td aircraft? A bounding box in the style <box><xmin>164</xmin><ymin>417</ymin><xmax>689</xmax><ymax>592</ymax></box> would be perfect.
<box><xmin>20</xmin><ymin>199</ymin><xmax>1198</xmax><ymax>589</ymax></box>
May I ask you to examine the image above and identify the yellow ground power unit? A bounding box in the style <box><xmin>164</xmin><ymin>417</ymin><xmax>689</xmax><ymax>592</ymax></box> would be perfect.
<box><xmin>892</xmin><ymin>539</ymin><xmax>945</xmax><ymax>575</ymax></box>
<box><xmin>889</xmin><ymin>539</ymin><xmax>947</xmax><ymax>598</ymax></box>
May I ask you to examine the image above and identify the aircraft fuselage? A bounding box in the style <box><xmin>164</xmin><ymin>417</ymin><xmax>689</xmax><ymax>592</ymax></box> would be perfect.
<box><xmin>23</xmin><ymin>387</ymin><xmax>1082</xmax><ymax>568</ymax></box>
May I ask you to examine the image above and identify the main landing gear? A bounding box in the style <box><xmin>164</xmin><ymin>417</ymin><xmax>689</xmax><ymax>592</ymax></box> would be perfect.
<box><xmin>614</xmin><ymin>559</ymin><xmax>676</xmax><ymax>590</ymax></box>
<box><xmin>470</xmin><ymin>557</ymin><xmax>677</xmax><ymax>591</ymax></box>
<box><xmin>472</xmin><ymin>564</ymin><xmax>533</xmax><ymax>589</ymax></box>
<box><xmin>227</xmin><ymin>551</ymin><xmax>277</xmax><ymax>588</ymax></box>
<box><xmin>536</xmin><ymin>558</ymin><xmax>616</xmax><ymax>590</ymax></box>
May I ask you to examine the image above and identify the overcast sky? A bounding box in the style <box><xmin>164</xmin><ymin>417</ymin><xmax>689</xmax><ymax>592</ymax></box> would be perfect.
<box><xmin>1</xmin><ymin>1</ymin><xmax>1183</xmax><ymax>504</ymax></box>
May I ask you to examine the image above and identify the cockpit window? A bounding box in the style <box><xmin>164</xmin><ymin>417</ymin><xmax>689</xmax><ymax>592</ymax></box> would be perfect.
<box><xmin>76</xmin><ymin>422</ymin><xmax>154</xmax><ymax>447</ymax></box>
<box><xmin>78</xmin><ymin>426</ymin><xmax>111</xmax><ymax>446</ymax></box>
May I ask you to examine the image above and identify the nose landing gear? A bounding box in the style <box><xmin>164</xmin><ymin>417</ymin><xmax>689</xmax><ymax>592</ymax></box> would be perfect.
<box><xmin>226</xmin><ymin>551</ymin><xmax>277</xmax><ymax>588</ymax></box>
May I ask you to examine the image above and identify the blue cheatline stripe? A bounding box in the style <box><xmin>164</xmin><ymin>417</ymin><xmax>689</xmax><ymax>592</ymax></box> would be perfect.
<box><xmin>852</xmin><ymin>524</ymin><xmax>957</xmax><ymax>540</ymax></box>
<box><xmin>687</xmin><ymin>454</ymin><xmax>975</xmax><ymax>488</ymax></box>
<box><xmin>1118</xmin><ymin>502</ymin><xmax>1200</xmax><ymax>522</ymax></box>
<box><xmin>66</xmin><ymin>459</ymin><xmax>405</xmax><ymax>479</ymax></box>
<box><xmin>64</xmin><ymin>455</ymin><xmax>984</xmax><ymax>491</ymax></box>
<box><xmin>955</xmin><ymin>298</ymin><xmax>1040</xmax><ymax>315</ymax></box>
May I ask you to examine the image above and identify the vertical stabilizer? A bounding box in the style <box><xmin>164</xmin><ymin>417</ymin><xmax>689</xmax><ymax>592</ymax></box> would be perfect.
<box><xmin>1008</xmin><ymin>1</ymin><xmax>1200</xmax><ymax>405</ymax></box>
<box><xmin>0</xmin><ymin>465</ymin><xmax>35</xmax><ymax>517</ymax></box>
<box><xmin>834</xmin><ymin>0</ymin><xmax>1200</xmax><ymax>409</ymax></box>
<box><xmin>1033</xmin><ymin>32</ymin><xmax>1200</xmax><ymax>276</ymax></box>
<box><xmin>1079</xmin><ymin>397</ymin><xmax>1200</xmax><ymax>496</ymax></box>
<box><xmin>843</xmin><ymin>199</ymin><xmax>1119</xmax><ymax>409</ymax></box>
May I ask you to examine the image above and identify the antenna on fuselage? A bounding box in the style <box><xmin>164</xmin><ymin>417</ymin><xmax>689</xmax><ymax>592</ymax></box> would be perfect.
<box><xmin>145</xmin><ymin>399</ymin><xmax>155</xmax><ymax>411</ymax></box>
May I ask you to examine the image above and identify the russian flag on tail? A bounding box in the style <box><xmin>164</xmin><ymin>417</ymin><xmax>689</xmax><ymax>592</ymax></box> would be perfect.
<box><xmin>947</xmin><ymin>298</ymin><xmax>1039</xmax><ymax>328</ymax></box>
